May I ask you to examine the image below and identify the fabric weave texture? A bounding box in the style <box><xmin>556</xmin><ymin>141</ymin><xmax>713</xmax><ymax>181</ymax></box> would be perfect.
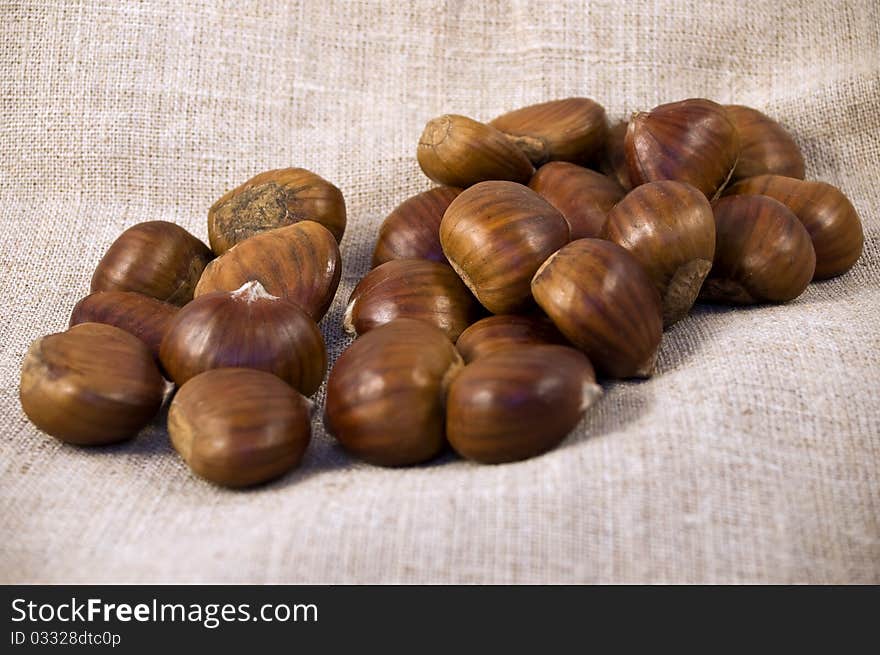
<box><xmin>1</xmin><ymin>0</ymin><xmax>878</xmax><ymax>583</ymax></box>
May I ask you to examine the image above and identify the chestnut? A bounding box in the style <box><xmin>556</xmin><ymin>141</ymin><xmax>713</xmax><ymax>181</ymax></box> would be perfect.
<box><xmin>19</xmin><ymin>323</ymin><xmax>165</xmax><ymax>445</ymax></box>
<box><xmin>455</xmin><ymin>314</ymin><xmax>565</xmax><ymax>364</ymax></box>
<box><xmin>160</xmin><ymin>280</ymin><xmax>326</xmax><ymax>395</ymax></box>
<box><xmin>69</xmin><ymin>291</ymin><xmax>178</xmax><ymax>360</ymax></box>
<box><xmin>90</xmin><ymin>220</ymin><xmax>212</xmax><ymax>306</ymax></box>
<box><xmin>724</xmin><ymin>175</ymin><xmax>863</xmax><ymax>279</ymax></box>
<box><xmin>528</xmin><ymin>162</ymin><xmax>625</xmax><ymax>239</ymax></box>
<box><xmin>600</xmin><ymin>120</ymin><xmax>633</xmax><ymax>191</ymax></box>
<box><xmin>602</xmin><ymin>180</ymin><xmax>715</xmax><ymax>326</ymax></box>
<box><xmin>446</xmin><ymin>345</ymin><xmax>601</xmax><ymax>464</ymax></box>
<box><xmin>194</xmin><ymin>220</ymin><xmax>341</xmax><ymax>321</ymax></box>
<box><xmin>700</xmin><ymin>195</ymin><xmax>815</xmax><ymax>304</ymax></box>
<box><xmin>724</xmin><ymin>105</ymin><xmax>805</xmax><ymax>182</ymax></box>
<box><xmin>488</xmin><ymin>97</ymin><xmax>609</xmax><ymax>166</ymax></box>
<box><xmin>417</xmin><ymin>114</ymin><xmax>534</xmax><ymax>187</ymax></box>
<box><xmin>531</xmin><ymin>239</ymin><xmax>663</xmax><ymax>378</ymax></box>
<box><xmin>625</xmin><ymin>98</ymin><xmax>740</xmax><ymax>199</ymax></box>
<box><xmin>371</xmin><ymin>186</ymin><xmax>461</xmax><ymax>267</ymax></box>
<box><xmin>208</xmin><ymin>167</ymin><xmax>346</xmax><ymax>253</ymax></box>
<box><xmin>440</xmin><ymin>181</ymin><xmax>570</xmax><ymax>314</ymax></box>
<box><xmin>168</xmin><ymin>368</ymin><xmax>311</xmax><ymax>488</ymax></box>
<box><xmin>344</xmin><ymin>259</ymin><xmax>483</xmax><ymax>342</ymax></box>
<box><xmin>324</xmin><ymin>318</ymin><xmax>463</xmax><ymax>466</ymax></box>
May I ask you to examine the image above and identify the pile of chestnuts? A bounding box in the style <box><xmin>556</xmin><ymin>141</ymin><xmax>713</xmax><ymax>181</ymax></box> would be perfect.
<box><xmin>19</xmin><ymin>96</ymin><xmax>865</xmax><ymax>487</ymax></box>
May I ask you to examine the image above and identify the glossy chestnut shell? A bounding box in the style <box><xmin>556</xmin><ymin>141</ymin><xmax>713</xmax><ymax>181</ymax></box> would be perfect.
<box><xmin>531</xmin><ymin>238</ymin><xmax>663</xmax><ymax>379</ymax></box>
<box><xmin>701</xmin><ymin>195</ymin><xmax>815</xmax><ymax>304</ymax></box>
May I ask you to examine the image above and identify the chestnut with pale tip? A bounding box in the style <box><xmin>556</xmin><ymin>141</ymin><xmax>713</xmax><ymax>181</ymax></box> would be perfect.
<box><xmin>69</xmin><ymin>290</ymin><xmax>178</xmax><ymax>360</ymax></box>
<box><xmin>724</xmin><ymin>175</ymin><xmax>863</xmax><ymax>279</ymax></box>
<box><xmin>602</xmin><ymin>180</ymin><xmax>715</xmax><ymax>327</ymax></box>
<box><xmin>208</xmin><ymin>167</ymin><xmax>346</xmax><ymax>253</ymax></box>
<box><xmin>701</xmin><ymin>195</ymin><xmax>815</xmax><ymax>304</ymax></box>
<box><xmin>446</xmin><ymin>345</ymin><xmax>601</xmax><ymax>464</ymax></box>
<box><xmin>90</xmin><ymin>220</ymin><xmax>213</xmax><ymax>306</ymax></box>
<box><xmin>625</xmin><ymin>98</ymin><xmax>740</xmax><ymax>199</ymax></box>
<box><xmin>529</xmin><ymin>162</ymin><xmax>625</xmax><ymax>239</ymax></box>
<box><xmin>440</xmin><ymin>181</ymin><xmax>570</xmax><ymax>314</ymax></box>
<box><xmin>344</xmin><ymin>259</ymin><xmax>483</xmax><ymax>342</ymax></box>
<box><xmin>19</xmin><ymin>323</ymin><xmax>166</xmax><ymax>445</ymax></box>
<box><xmin>324</xmin><ymin>319</ymin><xmax>463</xmax><ymax>467</ymax></box>
<box><xmin>195</xmin><ymin>220</ymin><xmax>341</xmax><ymax>321</ymax></box>
<box><xmin>160</xmin><ymin>280</ymin><xmax>326</xmax><ymax>395</ymax></box>
<box><xmin>417</xmin><ymin>114</ymin><xmax>534</xmax><ymax>188</ymax></box>
<box><xmin>168</xmin><ymin>368</ymin><xmax>312</xmax><ymax>488</ymax></box>
<box><xmin>489</xmin><ymin>97</ymin><xmax>609</xmax><ymax>166</ymax></box>
<box><xmin>531</xmin><ymin>239</ymin><xmax>663</xmax><ymax>379</ymax></box>
<box><xmin>724</xmin><ymin>105</ymin><xmax>805</xmax><ymax>182</ymax></box>
<box><xmin>455</xmin><ymin>314</ymin><xmax>565</xmax><ymax>363</ymax></box>
<box><xmin>371</xmin><ymin>186</ymin><xmax>461</xmax><ymax>267</ymax></box>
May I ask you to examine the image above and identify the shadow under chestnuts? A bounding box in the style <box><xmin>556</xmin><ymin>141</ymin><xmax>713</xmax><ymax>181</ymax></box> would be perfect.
<box><xmin>18</xmin><ymin>95</ymin><xmax>866</xmax><ymax>486</ymax></box>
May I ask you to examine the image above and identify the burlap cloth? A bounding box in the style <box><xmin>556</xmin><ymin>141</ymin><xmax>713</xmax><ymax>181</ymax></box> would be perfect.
<box><xmin>1</xmin><ymin>0</ymin><xmax>877</xmax><ymax>584</ymax></box>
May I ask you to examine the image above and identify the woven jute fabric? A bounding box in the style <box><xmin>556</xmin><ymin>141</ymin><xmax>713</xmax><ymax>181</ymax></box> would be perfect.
<box><xmin>1</xmin><ymin>0</ymin><xmax>878</xmax><ymax>584</ymax></box>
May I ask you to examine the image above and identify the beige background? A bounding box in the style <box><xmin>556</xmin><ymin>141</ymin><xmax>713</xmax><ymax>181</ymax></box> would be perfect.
<box><xmin>1</xmin><ymin>0</ymin><xmax>878</xmax><ymax>583</ymax></box>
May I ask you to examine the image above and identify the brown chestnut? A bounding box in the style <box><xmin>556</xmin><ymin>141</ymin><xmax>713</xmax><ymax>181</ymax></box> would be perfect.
<box><xmin>531</xmin><ymin>239</ymin><xmax>663</xmax><ymax>378</ymax></box>
<box><xmin>602</xmin><ymin>180</ymin><xmax>715</xmax><ymax>326</ymax></box>
<box><xmin>168</xmin><ymin>368</ymin><xmax>311</xmax><ymax>488</ymax></box>
<box><xmin>69</xmin><ymin>291</ymin><xmax>178</xmax><ymax>360</ymax></box>
<box><xmin>700</xmin><ymin>195</ymin><xmax>815</xmax><ymax>304</ymax></box>
<box><xmin>488</xmin><ymin>97</ymin><xmax>609</xmax><ymax>166</ymax></box>
<box><xmin>194</xmin><ymin>220</ymin><xmax>341</xmax><ymax>321</ymax></box>
<box><xmin>324</xmin><ymin>318</ymin><xmax>463</xmax><ymax>467</ymax></box>
<box><xmin>600</xmin><ymin>120</ymin><xmax>633</xmax><ymax>191</ymax></box>
<box><xmin>20</xmin><ymin>323</ymin><xmax>165</xmax><ymax>445</ymax></box>
<box><xmin>724</xmin><ymin>105</ymin><xmax>805</xmax><ymax>182</ymax></box>
<box><xmin>440</xmin><ymin>181</ymin><xmax>570</xmax><ymax>314</ymax></box>
<box><xmin>160</xmin><ymin>280</ymin><xmax>326</xmax><ymax>395</ymax></box>
<box><xmin>528</xmin><ymin>162</ymin><xmax>624</xmax><ymax>239</ymax></box>
<box><xmin>208</xmin><ymin>167</ymin><xmax>346</xmax><ymax>253</ymax></box>
<box><xmin>417</xmin><ymin>114</ymin><xmax>534</xmax><ymax>187</ymax></box>
<box><xmin>371</xmin><ymin>186</ymin><xmax>461</xmax><ymax>267</ymax></box>
<box><xmin>724</xmin><ymin>175</ymin><xmax>863</xmax><ymax>279</ymax></box>
<box><xmin>90</xmin><ymin>221</ymin><xmax>212</xmax><ymax>306</ymax></box>
<box><xmin>344</xmin><ymin>259</ymin><xmax>483</xmax><ymax>342</ymax></box>
<box><xmin>626</xmin><ymin>98</ymin><xmax>740</xmax><ymax>199</ymax></box>
<box><xmin>446</xmin><ymin>345</ymin><xmax>601</xmax><ymax>464</ymax></box>
<box><xmin>455</xmin><ymin>314</ymin><xmax>565</xmax><ymax>364</ymax></box>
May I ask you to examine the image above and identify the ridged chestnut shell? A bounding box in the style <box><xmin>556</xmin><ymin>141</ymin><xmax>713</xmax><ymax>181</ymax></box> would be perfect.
<box><xmin>602</xmin><ymin>180</ymin><xmax>715</xmax><ymax>327</ymax></box>
<box><xmin>455</xmin><ymin>314</ymin><xmax>565</xmax><ymax>363</ymax></box>
<box><xmin>168</xmin><ymin>368</ymin><xmax>311</xmax><ymax>488</ymax></box>
<box><xmin>440</xmin><ymin>181</ymin><xmax>570</xmax><ymax>314</ymax></box>
<box><xmin>371</xmin><ymin>186</ymin><xmax>461</xmax><ymax>267</ymax></box>
<box><xmin>626</xmin><ymin>98</ymin><xmax>740</xmax><ymax>199</ymax></box>
<box><xmin>324</xmin><ymin>318</ymin><xmax>463</xmax><ymax>467</ymax></box>
<box><xmin>724</xmin><ymin>105</ymin><xmax>805</xmax><ymax>182</ymax></box>
<box><xmin>446</xmin><ymin>345</ymin><xmax>601</xmax><ymax>464</ymax></box>
<box><xmin>724</xmin><ymin>175</ymin><xmax>863</xmax><ymax>279</ymax></box>
<box><xmin>195</xmin><ymin>220</ymin><xmax>341</xmax><ymax>321</ymax></box>
<box><xmin>531</xmin><ymin>239</ymin><xmax>663</xmax><ymax>379</ymax></box>
<box><xmin>160</xmin><ymin>281</ymin><xmax>326</xmax><ymax>395</ymax></box>
<box><xmin>489</xmin><ymin>97</ymin><xmax>609</xmax><ymax>166</ymax></box>
<box><xmin>417</xmin><ymin>114</ymin><xmax>534</xmax><ymax>187</ymax></box>
<box><xmin>90</xmin><ymin>221</ymin><xmax>212</xmax><ymax>306</ymax></box>
<box><xmin>208</xmin><ymin>167</ymin><xmax>346</xmax><ymax>253</ymax></box>
<box><xmin>528</xmin><ymin>162</ymin><xmax>624</xmax><ymax>239</ymax></box>
<box><xmin>345</xmin><ymin>259</ymin><xmax>483</xmax><ymax>342</ymax></box>
<box><xmin>701</xmin><ymin>195</ymin><xmax>815</xmax><ymax>304</ymax></box>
